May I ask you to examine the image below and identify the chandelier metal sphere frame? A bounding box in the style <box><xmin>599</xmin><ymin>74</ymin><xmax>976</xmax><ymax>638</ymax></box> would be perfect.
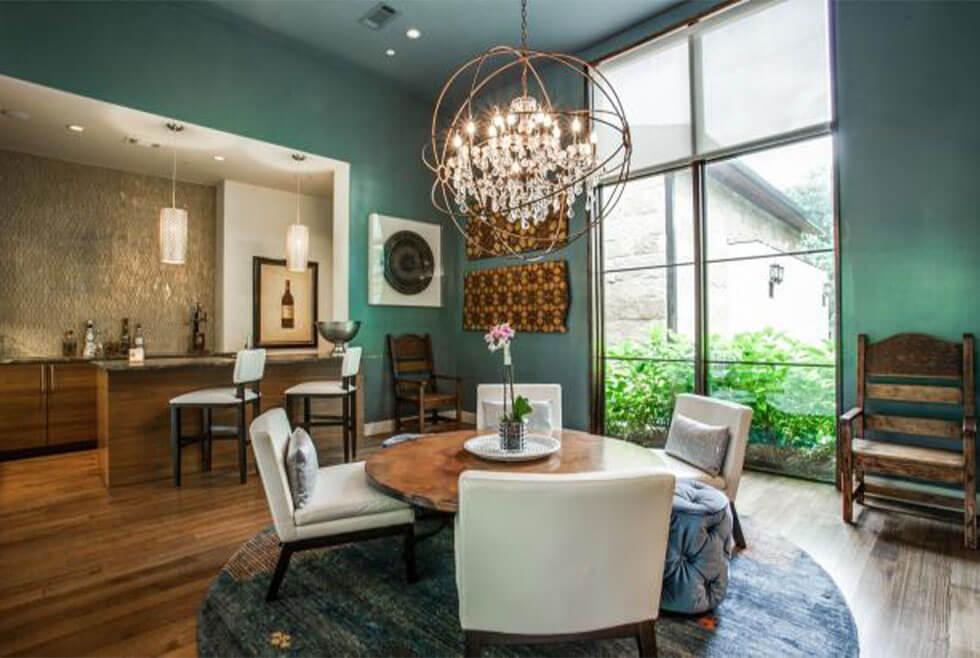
<box><xmin>423</xmin><ymin>0</ymin><xmax>632</xmax><ymax>261</ymax></box>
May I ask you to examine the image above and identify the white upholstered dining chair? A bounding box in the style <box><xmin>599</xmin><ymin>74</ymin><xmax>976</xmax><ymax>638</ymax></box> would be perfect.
<box><xmin>475</xmin><ymin>383</ymin><xmax>562</xmax><ymax>432</ymax></box>
<box><xmin>250</xmin><ymin>408</ymin><xmax>416</xmax><ymax>601</ymax></box>
<box><xmin>455</xmin><ymin>469</ymin><xmax>675</xmax><ymax>657</ymax></box>
<box><xmin>653</xmin><ymin>393</ymin><xmax>753</xmax><ymax>547</ymax></box>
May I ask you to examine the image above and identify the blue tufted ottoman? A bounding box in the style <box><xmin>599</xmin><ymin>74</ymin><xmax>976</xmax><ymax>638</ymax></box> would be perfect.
<box><xmin>660</xmin><ymin>479</ymin><xmax>734</xmax><ymax>614</ymax></box>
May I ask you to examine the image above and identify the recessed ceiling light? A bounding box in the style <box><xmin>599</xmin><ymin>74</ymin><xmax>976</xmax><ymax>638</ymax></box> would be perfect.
<box><xmin>406</xmin><ymin>27</ymin><xmax>421</xmax><ymax>39</ymax></box>
<box><xmin>66</xmin><ymin>124</ymin><xmax>85</xmax><ymax>133</ymax></box>
<box><xmin>0</xmin><ymin>109</ymin><xmax>30</xmax><ymax>121</ymax></box>
<box><xmin>213</xmin><ymin>155</ymin><xmax>225</xmax><ymax>161</ymax></box>
<box><xmin>385</xmin><ymin>48</ymin><xmax>396</xmax><ymax>57</ymax></box>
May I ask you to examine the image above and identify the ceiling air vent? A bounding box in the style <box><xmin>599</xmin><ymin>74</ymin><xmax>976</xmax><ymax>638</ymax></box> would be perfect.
<box><xmin>359</xmin><ymin>3</ymin><xmax>398</xmax><ymax>30</ymax></box>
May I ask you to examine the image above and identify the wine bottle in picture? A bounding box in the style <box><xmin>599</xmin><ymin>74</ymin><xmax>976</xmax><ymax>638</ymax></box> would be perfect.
<box><xmin>281</xmin><ymin>280</ymin><xmax>295</xmax><ymax>329</ymax></box>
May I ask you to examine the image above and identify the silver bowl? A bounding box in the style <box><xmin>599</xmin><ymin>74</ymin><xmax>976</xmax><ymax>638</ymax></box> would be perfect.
<box><xmin>316</xmin><ymin>321</ymin><xmax>361</xmax><ymax>355</ymax></box>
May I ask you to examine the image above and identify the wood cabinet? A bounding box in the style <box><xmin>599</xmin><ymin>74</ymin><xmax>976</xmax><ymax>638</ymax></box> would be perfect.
<box><xmin>0</xmin><ymin>362</ymin><xmax>97</xmax><ymax>455</ymax></box>
<box><xmin>47</xmin><ymin>363</ymin><xmax>97</xmax><ymax>446</ymax></box>
<box><xmin>0</xmin><ymin>365</ymin><xmax>46</xmax><ymax>451</ymax></box>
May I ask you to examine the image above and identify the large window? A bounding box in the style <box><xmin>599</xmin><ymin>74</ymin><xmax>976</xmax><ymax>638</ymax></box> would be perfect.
<box><xmin>594</xmin><ymin>0</ymin><xmax>837</xmax><ymax>480</ymax></box>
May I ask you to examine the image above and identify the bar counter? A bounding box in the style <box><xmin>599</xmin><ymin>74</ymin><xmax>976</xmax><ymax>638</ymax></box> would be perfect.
<box><xmin>95</xmin><ymin>353</ymin><xmax>362</xmax><ymax>487</ymax></box>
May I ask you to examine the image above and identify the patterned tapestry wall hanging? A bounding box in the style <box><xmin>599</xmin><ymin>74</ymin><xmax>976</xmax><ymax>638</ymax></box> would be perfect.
<box><xmin>465</xmin><ymin>197</ymin><xmax>568</xmax><ymax>260</ymax></box>
<box><xmin>463</xmin><ymin>260</ymin><xmax>569</xmax><ymax>333</ymax></box>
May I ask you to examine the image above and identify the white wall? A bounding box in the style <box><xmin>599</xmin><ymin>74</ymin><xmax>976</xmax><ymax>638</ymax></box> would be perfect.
<box><xmin>216</xmin><ymin>179</ymin><xmax>333</xmax><ymax>352</ymax></box>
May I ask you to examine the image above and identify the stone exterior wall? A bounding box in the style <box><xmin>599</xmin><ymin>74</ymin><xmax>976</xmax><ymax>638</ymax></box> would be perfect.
<box><xmin>603</xmin><ymin>172</ymin><xmax>828</xmax><ymax>349</ymax></box>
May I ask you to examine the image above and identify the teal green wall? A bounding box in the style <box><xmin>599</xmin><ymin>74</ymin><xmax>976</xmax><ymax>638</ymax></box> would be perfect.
<box><xmin>835</xmin><ymin>0</ymin><xmax>980</xmax><ymax>417</ymax></box>
<box><xmin>451</xmin><ymin>0</ymin><xmax>980</xmax><ymax>460</ymax></box>
<box><xmin>0</xmin><ymin>1</ymin><xmax>455</xmax><ymax>422</ymax></box>
<box><xmin>447</xmin><ymin>2</ymin><xmax>726</xmax><ymax>431</ymax></box>
<box><xmin>4</xmin><ymin>0</ymin><xmax>978</xmax><ymax>439</ymax></box>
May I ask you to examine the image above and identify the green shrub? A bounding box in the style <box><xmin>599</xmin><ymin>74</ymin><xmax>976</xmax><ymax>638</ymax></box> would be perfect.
<box><xmin>604</xmin><ymin>327</ymin><xmax>835</xmax><ymax>460</ymax></box>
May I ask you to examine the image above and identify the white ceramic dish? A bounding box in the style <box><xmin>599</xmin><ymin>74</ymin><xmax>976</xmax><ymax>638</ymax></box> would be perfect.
<box><xmin>463</xmin><ymin>433</ymin><xmax>560</xmax><ymax>462</ymax></box>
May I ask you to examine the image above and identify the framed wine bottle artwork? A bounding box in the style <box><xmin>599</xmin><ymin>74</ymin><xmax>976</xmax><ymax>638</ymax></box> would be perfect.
<box><xmin>252</xmin><ymin>257</ymin><xmax>319</xmax><ymax>349</ymax></box>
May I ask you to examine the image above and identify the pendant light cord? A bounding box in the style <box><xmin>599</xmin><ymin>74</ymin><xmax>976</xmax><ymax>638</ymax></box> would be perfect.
<box><xmin>295</xmin><ymin>171</ymin><xmax>301</xmax><ymax>225</ymax></box>
<box><xmin>520</xmin><ymin>0</ymin><xmax>529</xmax><ymax>96</ymax></box>
<box><xmin>171</xmin><ymin>127</ymin><xmax>177</xmax><ymax>209</ymax></box>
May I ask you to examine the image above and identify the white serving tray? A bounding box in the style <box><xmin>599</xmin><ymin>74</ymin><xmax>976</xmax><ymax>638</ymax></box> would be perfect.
<box><xmin>463</xmin><ymin>433</ymin><xmax>560</xmax><ymax>462</ymax></box>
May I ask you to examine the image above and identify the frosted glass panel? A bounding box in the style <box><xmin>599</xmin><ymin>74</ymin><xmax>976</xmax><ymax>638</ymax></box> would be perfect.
<box><xmin>597</xmin><ymin>37</ymin><xmax>692</xmax><ymax>171</ymax></box>
<box><xmin>697</xmin><ymin>0</ymin><xmax>831</xmax><ymax>152</ymax></box>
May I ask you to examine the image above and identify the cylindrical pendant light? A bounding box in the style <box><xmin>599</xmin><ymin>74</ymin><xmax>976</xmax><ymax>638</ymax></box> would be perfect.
<box><xmin>160</xmin><ymin>122</ymin><xmax>187</xmax><ymax>265</ymax></box>
<box><xmin>286</xmin><ymin>153</ymin><xmax>309</xmax><ymax>272</ymax></box>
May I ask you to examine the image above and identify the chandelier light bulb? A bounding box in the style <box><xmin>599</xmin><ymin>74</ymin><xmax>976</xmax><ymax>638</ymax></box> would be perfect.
<box><xmin>423</xmin><ymin>0</ymin><xmax>631</xmax><ymax>260</ymax></box>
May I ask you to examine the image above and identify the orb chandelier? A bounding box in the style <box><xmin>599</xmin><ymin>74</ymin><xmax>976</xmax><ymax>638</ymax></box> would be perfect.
<box><xmin>424</xmin><ymin>0</ymin><xmax>631</xmax><ymax>260</ymax></box>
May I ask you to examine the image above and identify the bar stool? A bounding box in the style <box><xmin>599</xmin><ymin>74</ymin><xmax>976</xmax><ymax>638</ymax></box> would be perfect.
<box><xmin>168</xmin><ymin>349</ymin><xmax>266</xmax><ymax>486</ymax></box>
<box><xmin>285</xmin><ymin>347</ymin><xmax>361</xmax><ymax>462</ymax></box>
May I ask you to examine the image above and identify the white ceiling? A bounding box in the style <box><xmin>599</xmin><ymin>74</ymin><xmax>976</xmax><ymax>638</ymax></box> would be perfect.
<box><xmin>0</xmin><ymin>74</ymin><xmax>337</xmax><ymax>196</ymax></box>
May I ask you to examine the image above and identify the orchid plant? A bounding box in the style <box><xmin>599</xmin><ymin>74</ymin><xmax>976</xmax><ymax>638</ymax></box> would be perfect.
<box><xmin>484</xmin><ymin>322</ymin><xmax>532</xmax><ymax>423</ymax></box>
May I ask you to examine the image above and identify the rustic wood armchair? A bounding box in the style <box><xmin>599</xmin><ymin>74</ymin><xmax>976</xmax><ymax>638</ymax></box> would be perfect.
<box><xmin>840</xmin><ymin>333</ymin><xmax>976</xmax><ymax>549</ymax></box>
<box><xmin>388</xmin><ymin>333</ymin><xmax>461</xmax><ymax>433</ymax></box>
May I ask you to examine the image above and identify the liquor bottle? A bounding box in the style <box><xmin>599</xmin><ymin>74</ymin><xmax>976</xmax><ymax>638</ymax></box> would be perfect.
<box><xmin>120</xmin><ymin>318</ymin><xmax>131</xmax><ymax>352</ymax></box>
<box><xmin>134</xmin><ymin>324</ymin><xmax>144</xmax><ymax>348</ymax></box>
<box><xmin>82</xmin><ymin>321</ymin><xmax>97</xmax><ymax>358</ymax></box>
<box><xmin>281</xmin><ymin>280</ymin><xmax>295</xmax><ymax>329</ymax></box>
<box><xmin>62</xmin><ymin>330</ymin><xmax>77</xmax><ymax>357</ymax></box>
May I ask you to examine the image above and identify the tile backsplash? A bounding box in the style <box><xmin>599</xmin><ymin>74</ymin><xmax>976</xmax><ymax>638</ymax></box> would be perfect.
<box><xmin>0</xmin><ymin>150</ymin><xmax>216</xmax><ymax>356</ymax></box>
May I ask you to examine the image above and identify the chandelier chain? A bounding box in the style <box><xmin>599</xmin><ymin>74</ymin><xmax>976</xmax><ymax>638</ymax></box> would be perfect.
<box><xmin>520</xmin><ymin>0</ymin><xmax>528</xmax><ymax>51</ymax></box>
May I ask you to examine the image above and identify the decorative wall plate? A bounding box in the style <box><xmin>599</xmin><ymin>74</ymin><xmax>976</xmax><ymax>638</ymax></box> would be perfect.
<box><xmin>369</xmin><ymin>214</ymin><xmax>442</xmax><ymax>307</ymax></box>
<box><xmin>384</xmin><ymin>230</ymin><xmax>434</xmax><ymax>294</ymax></box>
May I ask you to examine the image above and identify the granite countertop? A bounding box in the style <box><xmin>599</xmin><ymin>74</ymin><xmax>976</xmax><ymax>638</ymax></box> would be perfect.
<box><xmin>93</xmin><ymin>352</ymin><xmax>339</xmax><ymax>371</ymax></box>
<box><xmin>0</xmin><ymin>352</ymin><xmax>339</xmax><ymax>368</ymax></box>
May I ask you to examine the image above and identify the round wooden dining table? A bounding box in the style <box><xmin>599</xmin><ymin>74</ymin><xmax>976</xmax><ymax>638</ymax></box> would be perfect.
<box><xmin>365</xmin><ymin>429</ymin><xmax>664</xmax><ymax>512</ymax></box>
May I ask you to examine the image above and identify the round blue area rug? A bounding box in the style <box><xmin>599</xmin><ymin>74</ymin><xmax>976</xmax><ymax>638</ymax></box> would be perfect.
<box><xmin>198</xmin><ymin>521</ymin><xmax>858</xmax><ymax>657</ymax></box>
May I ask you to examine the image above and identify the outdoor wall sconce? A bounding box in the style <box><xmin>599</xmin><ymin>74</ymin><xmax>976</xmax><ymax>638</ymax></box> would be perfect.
<box><xmin>769</xmin><ymin>262</ymin><xmax>785</xmax><ymax>298</ymax></box>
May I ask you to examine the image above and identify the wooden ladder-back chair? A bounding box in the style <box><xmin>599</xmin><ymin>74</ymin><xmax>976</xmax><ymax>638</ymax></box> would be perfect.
<box><xmin>840</xmin><ymin>333</ymin><xmax>976</xmax><ymax>549</ymax></box>
<box><xmin>388</xmin><ymin>333</ymin><xmax>461</xmax><ymax>434</ymax></box>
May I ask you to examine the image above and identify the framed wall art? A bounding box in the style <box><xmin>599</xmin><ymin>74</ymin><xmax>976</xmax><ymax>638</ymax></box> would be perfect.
<box><xmin>368</xmin><ymin>213</ymin><xmax>442</xmax><ymax>307</ymax></box>
<box><xmin>252</xmin><ymin>257</ymin><xmax>319</xmax><ymax>348</ymax></box>
<box><xmin>463</xmin><ymin>260</ymin><xmax>569</xmax><ymax>333</ymax></box>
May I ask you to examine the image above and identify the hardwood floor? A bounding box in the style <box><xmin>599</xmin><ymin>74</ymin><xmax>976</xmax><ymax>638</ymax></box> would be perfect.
<box><xmin>1</xmin><ymin>434</ymin><xmax>977</xmax><ymax>657</ymax></box>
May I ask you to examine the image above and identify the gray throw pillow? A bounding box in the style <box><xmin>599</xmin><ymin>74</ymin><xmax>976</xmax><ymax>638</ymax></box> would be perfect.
<box><xmin>665</xmin><ymin>414</ymin><xmax>730</xmax><ymax>476</ymax></box>
<box><xmin>286</xmin><ymin>427</ymin><xmax>319</xmax><ymax>509</ymax></box>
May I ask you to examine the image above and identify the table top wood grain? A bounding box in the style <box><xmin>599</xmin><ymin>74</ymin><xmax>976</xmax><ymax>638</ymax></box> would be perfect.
<box><xmin>364</xmin><ymin>429</ymin><xmax>663</xmax><ymax>512</ymax></box>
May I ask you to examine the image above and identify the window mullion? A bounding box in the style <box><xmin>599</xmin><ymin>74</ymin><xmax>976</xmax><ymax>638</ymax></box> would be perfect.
<box><xmin>692</xmin><ymin>160</ymin><xmax>707</xmax><ymax>395</ymax></box>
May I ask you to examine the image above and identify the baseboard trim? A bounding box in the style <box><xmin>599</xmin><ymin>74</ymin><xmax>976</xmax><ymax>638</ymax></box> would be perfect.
<box><xmin>365</xmin><ymin>410</ymin><xmax>476</xmax><ymax>437</ymax></box>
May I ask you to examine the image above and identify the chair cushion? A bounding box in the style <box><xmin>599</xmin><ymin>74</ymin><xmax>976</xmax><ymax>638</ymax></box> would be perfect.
<box><xmin>169</xmin><ymin>387</ymin><xmax>258</xmax><ymax>406</ymax></box>
<box><xmin>480</xmin><ymin>399</ymin><xmax>554</xmax><ymax>433</ymax></box>
<box><xmin>665</xmin><ymin>414</ymin><xmax>730</xmax><ymax>476</ymax></box>
<box><xmin>286</xmin><ymin>428</ymin><xmax>319</xmax><ymax>509</ymax></box>
<box><xmin>294</xmin><ymin>461</ymin><xmax>411</xmax><ymax>526</ymax></box>
<box><xmin>651</xmin><ymin>449</ymin><xmax>727</xmax><ymax>491</ymax></box>
<box><xmin>662</xmin><ymin>480</ymin><xmax>734</xmax><ymax>614</ymax></box>
<box><xmin>285</xmin><ymin>380</ymin><xmax>354</xmax><ymax>396</ymax></box>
